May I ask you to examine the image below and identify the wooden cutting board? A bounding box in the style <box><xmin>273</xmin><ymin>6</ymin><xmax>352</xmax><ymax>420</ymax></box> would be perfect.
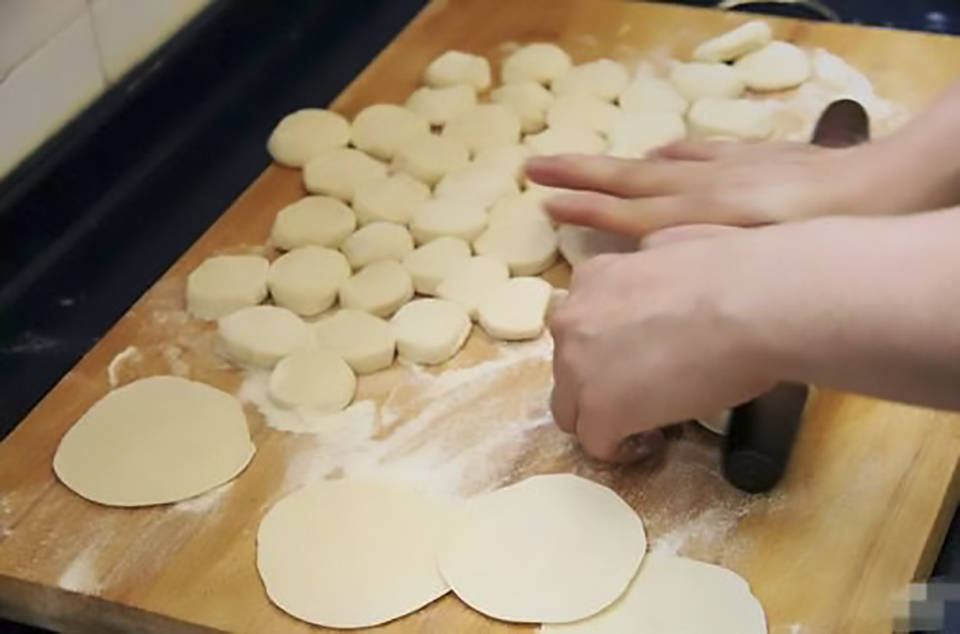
<box><xmin>2</xmin><ymin>1</ymin><xmax>960</xmax><ymax>632</ymax></box>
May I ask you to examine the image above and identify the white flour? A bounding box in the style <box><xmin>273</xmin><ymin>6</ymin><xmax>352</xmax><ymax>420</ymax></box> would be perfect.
<box><xmin>172</xmin><ymin>481</ymin><xmax>235</xmax><ymax>514</ymax></box>
<box><xmin>106</xmin><ymin>345</ymin><xmax>140</xmax><ymax>387</ymax></box>
<box><xmin>58</xmin><ymin>539</ymin><xmax>105</xmax><ymax>594</ymax></box>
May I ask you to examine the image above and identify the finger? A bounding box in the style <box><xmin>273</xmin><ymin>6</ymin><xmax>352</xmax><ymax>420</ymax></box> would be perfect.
<box><xmin>525</xmin><ymin>154</ymin><xmax>699</xmax><ymax>198</ymax></box>
<box><xmin>550</xmin><ymin>362</ymin><xmax>578</xmax><ymax>433</ymax></box>
<box><xmin>640</xmin><ymin>224</ymin><xmax>743</xmax><ymax>249</ymax></box>
<box><xmin>649</xmin><ymin>140</ymin><xmax>742</xmax><ymax>161</ymax></box>
<box><xmin>620</xmin><ymin>429</ymin><xmax>668</xmax><ymax>462</ymax></box>
<box><xmin>574</xmin><ymin>397</ymin><xmax>631</xmax><ymax>463</ymax></box>
<box><xmin>544</xmin><ymin>191</ymin><xmax>706</xmax><ymax>237</ymax></box>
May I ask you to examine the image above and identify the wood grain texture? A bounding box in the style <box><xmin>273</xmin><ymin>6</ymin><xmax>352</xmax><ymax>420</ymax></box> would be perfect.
<box><xmin>2</xmin><ymin>1</ymin><xmax>960</xmax><ymax>632</ymax></box>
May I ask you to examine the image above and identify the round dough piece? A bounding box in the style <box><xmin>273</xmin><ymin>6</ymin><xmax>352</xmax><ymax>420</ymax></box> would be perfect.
<box><xmin>471</xmin><ymin>144</ymin><xmax>530</xmax><ymax>185</ymax></box>
<box><xmin>353</xmin><ymin>173</ymin><xmax>431</xmax><ymax>225</ymax></box>
<box><xmin>669</xmin><ymin>62</ymin><xmax>745</xmax><ymax>101</ymax></box>
<box><xmin>186</xmin><ymin>255</ymin><xmax>269</xmax><ymax>320</ymax></box>
<box><xmin>476</xmin><ymin>276</ymin><xmax>552</xmax><ymax>340</ymax></box>
<box><xmin>546</xmin><ymin>94</ymin><xmax>621</xmax><ymax>136</ymax></box>
<box><xmin>488</xmin><ymin>191</ymin><xmax>552</xmax><ymax>227</ymax></box>
<box><xmin>271</xmin><ymin>196</ymin><xmax>356</xmax><ymax>250</ymax></box>
<box><xmin>267</xmin><ymin>109</ymin><xmax>350</xmax><ymax>167</ymax></box>
<box><xmin>618</xmin><ymin>77</ymin><xmax>688</xmax><ymax>115</ymax></box>
<box><xmin>501</xmin><ymin>42</ymin><xmax>572</xmax><ymax>85</ymax></box>
<box><xmin>268</xmin><ymin>348</ymin><xmax>356</xmax><ymax>411</ymax></box>
<box><xmin>692</xmin><ymin>19</ymin><xmax>773</xmax><ymax>63</ymax></box>
<box><xmin>542</xmin><ymin>552</ymin><xmax>766</xmax><ymax>633</ymax></box>
<box><xmin>340</xmin><ymin>221</ymin><xmax>415</xmax><ymax>269</ymax></box>
<box><xmin>435</xmin><ymin>255</ymin><xmax>510</xmax><ymax>321</ymax></box>
<box><xmin>391</xmin><ymin>299</ymin><xmax>471</xmax><ymax>364</ymax></box>
<box><xmin>525</xmin><ymin>127</ymin><xmax>606</xmax><ymax>155</ymax></box>
<box><xmin>338</xmin><ymin>260</ymin><xmax>414</xmax><ymax>318</ymax></box>
<box><xmin>734</xmin><ymin>40</ymin><xmax>811</xmax><ymax>91</ymax></box>
<box><xmin>688</xmin><ymin>97</ymin><xmax>774</xmax><ymax>140</ymax></box>
<box><xmin>557</xmin><ymin>225</ymin><xmax>637</xmax><ymax>267</ymax></box>
<box><xmin>473</xmin><ymin>217</ymin><xmax>558</xmax><ymax>275</ymax></box>
<box><xmin>697</xmin><ymin>409</ymin><xmax>732</xmax><ymax>435</ymax></box>
<box><xmin>551</xmin><ymin>59</ymin><xmax>629</xmax><ymax>102</ymax></box>
<box><xmin>490</xmin><ymin>81</ymin><xmax>554</xmax><ymax>133</ymax></box>
<box><xmin>351</xmin><ymin>104</ymin><xmax>430</xmax><ymax>161</ymax></box>
<box><xmin>313</xmin><ymin>309</ymin><xmax>396</xmax><ymax>374</ymax></box>
<box><xmin>607</xmin><ymin>110</ymin><xmax>687</xmax><ymax>159</ymax></box>
<box><xmin>410</xmin><ymin>198</ymin><xmax>489</xmax><ymax>245</ymax></box>
<box><xmin>405</xmin><ymin>84</ymin><xmax>477</xmax><ymax>127</ymax></box>
<box><xmin>402</xmin><ymin>236</ymin><xmax>472</xmax><ymax>295</ymax></box>
<box><xmin>54</xmin><ymin>376</ymin><xmax>255</xmax><ymax>506</ymax></box>
<box><xmin>267</xmin><ymin>246</ymin><xmax>351</xmax><ymax>316</ymax></box>
<box><xmin>218</xmin><ymin>305</ymin><xmax>310</xmax><ymax>368</ymax></box>
<box><xmin>435</xmin><ymin>164</ymin><xmax>520</xmax><ymax>209</ymax></box>
<box><xmin>423</xmin><ymin>50</ymin><xmax>492</xmax><ymax>91</ymax></box>
<box><xmin>392</xmin><ymin>134</ymin><xmax>470</xmax><ymax>186</ymax></box>
<box><xmin>257</xmin><ymin>480</ymin><xmax>453</xmax><ymax>629</ymax></box>
<box><xmin>437</xmin><ymin>474</ymin><xmax>646</xmax><ymax>623</ymax></box>
<box><xmin>302</xmin><ymin>148</ymin><xmax>387</xmax><ymax>202</ymax></box>
<box><xmin>442</xmin><ymin>104</ymin><xmax>522</xmax><ymax>155</ymax></box>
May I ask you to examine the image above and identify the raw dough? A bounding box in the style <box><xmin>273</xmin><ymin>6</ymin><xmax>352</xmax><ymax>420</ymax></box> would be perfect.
<box><xmin>410</xmin><ymin>198</ymin><xmax>488</xmax><ymax>245</ymax></box>
<box><xmin>353</xmin><ymin>173</ymin><xmax>431</xmax><ymax>225</ymax></box>
<box><xmin>271</xmin><ymin>196</ymin><xmax>356</xmax><ymax>250</ymax></box>
<box><xmin>688</xmin><ymin>97</ymin><xmax>774</xmax><ymax>140</ymax></box>
<box><xmin>391</xmin><ymin>298</ymin><xmax>471</xmax><ymax>364</ymax></box>
<box><xmin>423</xmin><ymin>50</ymin><xmax>492</xmax><ymax>91</ymax></box>
<box><xmin>267</xmin><ymin>246</ymin><xmax>351</xmax><ymax>316</ymax></box>
<box><xmin>525</xmin><ymin>127</ymin><xmax>606</xmax><ymax>155</ymax></box>
<box><xmin>669</xmin><ymin>62</ymin><xmax>745</xmax><ymax>101</ymax></box>
<box><xmin>618</xmin><ymin>77</ymin><xmax>688</xmax><ymax>115</ymax></box>
<box><xmin>551</xmin><ymin>59</ymin><xmax>629</xmax><ymax>102</ymax></box>
<box><xmin>392</xmin><ymin>134</ymin><xmax>470</xmax><ymax>185</ymax></box>
<box><xmin>557</xmin><ymin>225</ymin><xmax>637</xmax><ymax>267</ymax></box>
<box><xmin>338</xmin><ymin>260</ymin><xmax>414</xmax><ymax>318</ymax></box>
<box><xmin>351</xmin><ymin>104</ymin><xmax>430</xmax><ymax>160</ymax></box>
<box><xmin>313</xmin><ymin>309</ymin><xmax>396</xmax><ymax>374</ymax></box>
<box><xmin>257</xmin><ymin>480</ymin><xmax>453</xmax><ymax>628</ymax></box>
<box><xmin>54</xmin><ymin>376</ymin><xmax>255</xmax><ymax>506</ymax></box>
<box><xmin>442</xmin><ymin>104</ymin><xmax>522</xmax><ymax>154</ymax></box>
<box><xmin>491</xmin><ymin>81</ymin><xmax>555</xmax><ymax>133</ymax></box>
<box><xmin>476</xmin><ymin>277</ymin><xmax>553</xmax><ymax>340</ymax></box>
<box><xmin>542</xmin><ymin>552</ymin><xmax>767</xmax><ymax>633</ymax></box>
<box><xmin>268</xmin><ymin>348</ymin><xmax>356</xmax><ymax>412</ymax></box>
<box><xmin>501</xmin><ymin>43</ymin><xmax>572</xmax><ymax>85</ymax></box>
<box><xmin>435</xmin><ymin>255</ymin><xmax>510</xmax><ymax>321</ymax></box>
<box><xmin>218</xmin><ymin>305</ymin><xmax>310</xmax><ymax>368</ymax></box>
<box><xmin>435</xmin><ymin>164</ymin><xmax>520</xmax><ymax>209</ymax></box>
<box><xmin>606</xmin><ymin>110</ymin><xmax>686</xmax><ymax>158</ymax></box>
<box><xmin>186</xmin><ymin>254</ymin><xmax>269</xmax><ymax>320</ymax></box>
<box><xmin>402</xmin><ymin>236</ymin><xmax>472</xmax><ymax>295</ymax></box>
<box><xmin>488</xmin><ymin>191</ymin><xmax>552</xmax><ymax>227</ymax></box>
<box><xmin>697</xmin><ymin>409</ymin><xmax>732</xmax><ymax>435</ymax></box>
<box><xmin>471</xmin><ymin>144</ymin><xmax>530</xmax><ymax>185</ymax></box>
<box><xmin>437</xmin><ymin>474</ymin><xmax>646</xmax><ymax>623</ymax></box>
<box><xmin>546</xmin><ymin>94</ymin><xmax>621</xmax><ymax>136</ymax></box>
<box><xmin>693</xmin><ymin>19</ymin><xmax>773</xmax><ymax>63</ymax></box>
<box><xmin>340</xmin><ymin>221</ymin><xmax>415</xmax><ymax>269</ymax></box>
<box><xmin>266</xmin><ymin>108</ymin><xmax>350</xmax><ymax>167</ymax></box>
<box><xmin>302</xmin><ymin>148</ymin><xmax>387</xmax><ymax>202</ymax></box>
<box><xmin>473</xmin><ymin>217</ymin><xmax>558</xmax><ymax>275</ymax></box>
<box><xmin>405</xmin><ymin>84</ymin><xmax>477</xmax><ymax>127</ymax></box>
<box><xmin>734</xmin><ymin>40</ymin><xmax>811</xmax><ymax>91</ymax></box>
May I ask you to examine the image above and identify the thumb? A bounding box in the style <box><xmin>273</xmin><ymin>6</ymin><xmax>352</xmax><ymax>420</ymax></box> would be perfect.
<box><xmin>639</xmin><ymin>224</ymin><xmax>743</xmax><ymax>249</ymax></box>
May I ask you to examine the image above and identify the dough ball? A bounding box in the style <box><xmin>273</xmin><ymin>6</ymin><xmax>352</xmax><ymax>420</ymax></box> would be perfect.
<box><xmin>545</xmin><ymin>94</ymin><xmax>621</xmax><ymax>137</ymax></box>
<box><xmin>218</xmin><ymin>305</ymin><xmax>310</xmax><ymax>368</ymax></box>
<box><xmin>302</xmin><ymin>148</ymin><xmax>387</xmax><ymax>202</ymax></box>
<box><xmin>557</xmin><ymin>225</ymin><xmax>637</xmax><ymax>267</ymax></box>
<box><xmin>734</xmin><ymin>41</ymin><xmax>811</xmax><ymax>91</ymax></box>
<box><xmin>501</xmin><ymin>42</ymin><xmax>572</xmax><ymax>85</ymax></box>
<box><xmin>525</xmin><ymin>126</ymin><xmax>607</xmax><ymax>156</ymax></box>
<box><xmin>618</xmin><ymin>77</ymin><xmax>688</xmax><ymax>115</ymax></box>
<box><xmin>340</xmin><ymin>221</ymin><xmax>415</xmax><ymax>269</ymax></box>
<box><xmin>271</xmin><ymin>196</ymin><xmax>356</xmax><ymax>250</ymax></box>
<box><xmin>268</xmin><ymin>348</ymin><xmax>356</xmax><ymax>411</ymax></box>
<box><xmin>551</xmin><ymin>59</ymin><xmax>629</xmax><ymax>102</ymax></box>
<box><xmin>490</xmin><ymin>81</ymin><xmax>555</xmax><ymax>133</ymax></box>
<box><xmin>474</xmin><ymin>217</ymin><xmax>558</xmax><ymax>275</ymax></box>
<box><xmin>267</xmin><ymin>246</ymin><xmax>351</xmax><ymax>316</ymax></box>
<box><xmin>437</xmin><ymin>474</ymin><xmax>646</xmax><ymax>622</ymax></box>
<box><xmin>424</xmin><ymin>50</ymin><xmax>492</xmax><ymax>91</ymax></box>
<box><xmin>267</xmin><ymin>108</ymin><xmax>350</xmax><ymax>167</ymax></box>
<box><xmin>353</xmin><ymin>173</ymin><xmax>431</xmax><ymax>225</ymax></box>
<box><xmin>54</xmin><ymin>376</ymin><xmax>254</xmax><ymax>506</ymax></box>
<box><xmin>669</xmin><ymin>62</ymin><xmax>745</xmax><ymax>101</ymax></box>
<box><xmin>688</xmin><ymin>98</ymin><xmax>774</xmax><ymax>140</ymax></box>
<box><xmin>471</xmin><ymin>144</ymin><xmax>531</xmax><ymax>185</ymax></box>
<box><xmin>488</xmin><ymin>190</ymin><xmax>552</xmax><ymax>228</ymax></box>
<box><xmin>442</xmin><ymin>104</ymin><xmax>522</xmax><ymax>154</ymax></box>
<box><xmin>410</xmin><ymin>198</ymin><xmax>489</xmax><ymax>245</ymax></box>
<box><xmin>435</xmin><ymin>255</ymin><xmax>510</xmax><ymax>321</ymax></box>
<box><xmin>391</xmin><ymin>298</ymin><xmax>471</xmax><ymax>364</ymax></box>
<box><xmin>392</xmin><ymin>134</ymin><xmax>470</xmax><ymax>186</ymax></box>
<box><xmin>338</xmin><ymin>260</ymin><xmax>414</xmax><ymax>318</ymax></box>
<box><xmin>476</xmin><ymin>276</ymin><xmax>552</xmax><ymax>340</ymax></box>
<box><xmin>402</xmin><ymin>236</ymin><xmax>472</xmax><ymax>295</ymax></box>
<box><xmin>257</xmin><ymin>480</ymin><xmax>452</xmax><ymax>628</ymax></box>
<box><xmin>692</xmin><ymin>19</ymin><xmax>773</xmax><ymax>63</ymax></box>
<box><xmin>313</xmin><ymin>309</ymin><xmax>396</xmax><ymax>374</ymax></box>
<box><xmin>607</xmin><ymin>111</ymin><xmax>686</xmax><ymax>159</ymax></box>
<box><xmin>351</xmin><ymin>104</ymin><xmax>430</xmax><ymax>160</ymax></box>
<box><xmin>405</xmin><ymin>84</ymin><xmax>477</xmax><ymax>127</ymax></box>
<box><xmin>435</xmin><ymin>164</ymin><xmax>520</xmax><ymax>209</ymax></box>
<box><xmin>186</xmin><ymin>255</ymin><xmax>269</xmax><ymax>320</ymax></box>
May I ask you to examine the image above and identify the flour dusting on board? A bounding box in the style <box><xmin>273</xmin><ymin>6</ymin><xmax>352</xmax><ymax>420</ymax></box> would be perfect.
<box><xmin>58</xmin><ymin>539</ymin><xmax>105</xmax><ymax>594</ymax></box>
<box><xmin>173</xmin><ymin>481</ymin><xmax>235</xmax><ymax>514</ymax></box>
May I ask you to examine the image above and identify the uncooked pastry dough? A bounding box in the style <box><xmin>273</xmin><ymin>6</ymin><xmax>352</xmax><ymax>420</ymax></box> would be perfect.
<box><xmin>423</xmin><ymin>50</ymin><xmax>492</xmax><ymax>91</ymax></box>
<box><xmin>257</xmin><ymin>480</ymin><xmax>452</xmax><ymax>628</ymax></box>
<box><xmin>390</xmin><ymin>299</ymin><xmax>471</xmax><ymax>364</ymax></box>
<box><xmin>218</xmin><ymin>305</ymin><xmax>310</xmax><ymax>368</ymax></box>
<box><xmin>268</xmin><ymin>347</ymin><xmax>356</xmax><ymax>412</ymax></box>
<box><xmin>410</xmin><ymin>198</ymin><xmax>488</xmax><ymax>245</ymax></box>
<box><xmin>353</xmin><ymin>173</ymin><xmax>431</xmax><ymax>225</ymax></box>
<box><xmin>488</xmin><ymin>191</ymin><xmax>552</xmax><ymax>227</ymax></box>
<box><xmin>501</xmin><ymin>42</ymin><xmax>572</xmax><ymax>85</ymax></box>
<box><xmin>692</xmin><ymin>19</ymin><xmax>773</xmax><ymax>63</ymax></box>
<box><xmin>437</xmin><ymin>474</ymin><xmax>646</xmax><ymax>623</ymax></box>
<box><xmin>491</xmin><ymin>81</ymin><xmax>555</xmax><ymax>133</ymax></box>
<box><xmin>402</xmin><ymin>236</ymin><xmax>472</xmax><ymax>295</ymax></box>
<box><xmin>525</xmin><ymin>127</ymin><xmax>606</xmax><ymax>155</ymax></box>
<box><xmin>392</xmin><ymin>134</ymin><xmax>470</xmax><ymax>185</ymax></box>
<box><xmin>313</xmin><ymin>309</ymin><xmax>396</xmax><ymax>374</ymax></box>
<box><xmin>340</xmin><ymin>221</ymin><xmax>415</xmax><ymax>269</ymax></box>
<box><xmin>405</xmin><ymin>84</ymin><xmax>477</xmax><ymax>127</ymax></box>
<box><xmin>618</xmin><ymin>77</ymin><xmax>688</xmax><ymax>115</ymax></box>
<box><xmin>669</xmin><ymin>62</ymin><xmax>745</xmax><ymax>101</ymax></box>
<box><xmin>473</xmin><ymin>217</ymin><xmax>558</xmax><ymax>275</ymax></box>
<box><xmin>267</xmin><ymin>246</ymin><xmax>351</xmax><ymax>316</ymax></box>
<box><xmin>697</xmin><ymin>409</ymin><xmax>732</xmax><ymax>435</ymax></box>
<box><xmin>471</xmin><ymin>144</ymin><xmax>530</xmax><ymax>185</ymax></box>
<box><xmin>351</xmin><ymin>104</ymin><xmax>430</xmax><ymax>160</ymax></box>
<box><xmin>476</xmin><ymin>277</ymin><xmax>553</xmax><ymax>340</ymax></box>
<box><xmin>54</xmin><ymin>376</ymin><xmax>254</xmax><ymax>506</ymax></box>
<box><xmin>267</xmin><ymin>109</ymin><xmax>350</xmax><ymax>167</ymax></box>
<box><xmin>271</xmin><ymin>196</ymin><xmax>356</xmax><ymax>250</ymax></box>
<box><xmin>551</xmin><ymin>59</ymin><xmax>629</xmax><ymax>102</ymax></box>
<box><xmin>557</xmin><ymin>225</ymin><xmax>637</xmax><ymax>267</ymax></box>
<box><xmin>302</xmin><ymin>148</ymin><xmax>387</xmax><ymax>202</ymax></box>
<box><xmin>338</xmin><ymin>260</ymin><xmax>414</xmax><ymax>318</ymax></box>
<box><xmin>606</xmin><ymin>110</ymin><xmax>686</xmax><ymax>159</ymax></box>
<box><xmin>734</xmin><ymin>40</ymin><xmax>811</xmax><ymax>91</ymax></box>
<box><xmin>688</xmin><ymin>97</ymin><xmax>774</xmax><ymax>140</ymax></box>
<box><xmin>542</xmin><ymin>552</ymin><xmax>767</xmax><ymax>633</ymax></box>
<box><xmin>435</xmin><ymin>255</ymin><xmax>510</xmax><ymax>321</ymax></box>
<box><xmin>435</xmin><ymin>164</ymin><xmax>520</xmax><ymax>209</ymax></box>
<box><xmin>442</xmin><ymin>104</ymin><xmax>522</xmax><ymax>154</ymax></box>
<box><xmin>546</xmin><ymin>94</ymin><xmax>621</xmax><ymax>136</ymax></box>
<box><xmin>186</xmin><ymin>254</ymin><xmax>268</xmax><ymax>320</ymax></box>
